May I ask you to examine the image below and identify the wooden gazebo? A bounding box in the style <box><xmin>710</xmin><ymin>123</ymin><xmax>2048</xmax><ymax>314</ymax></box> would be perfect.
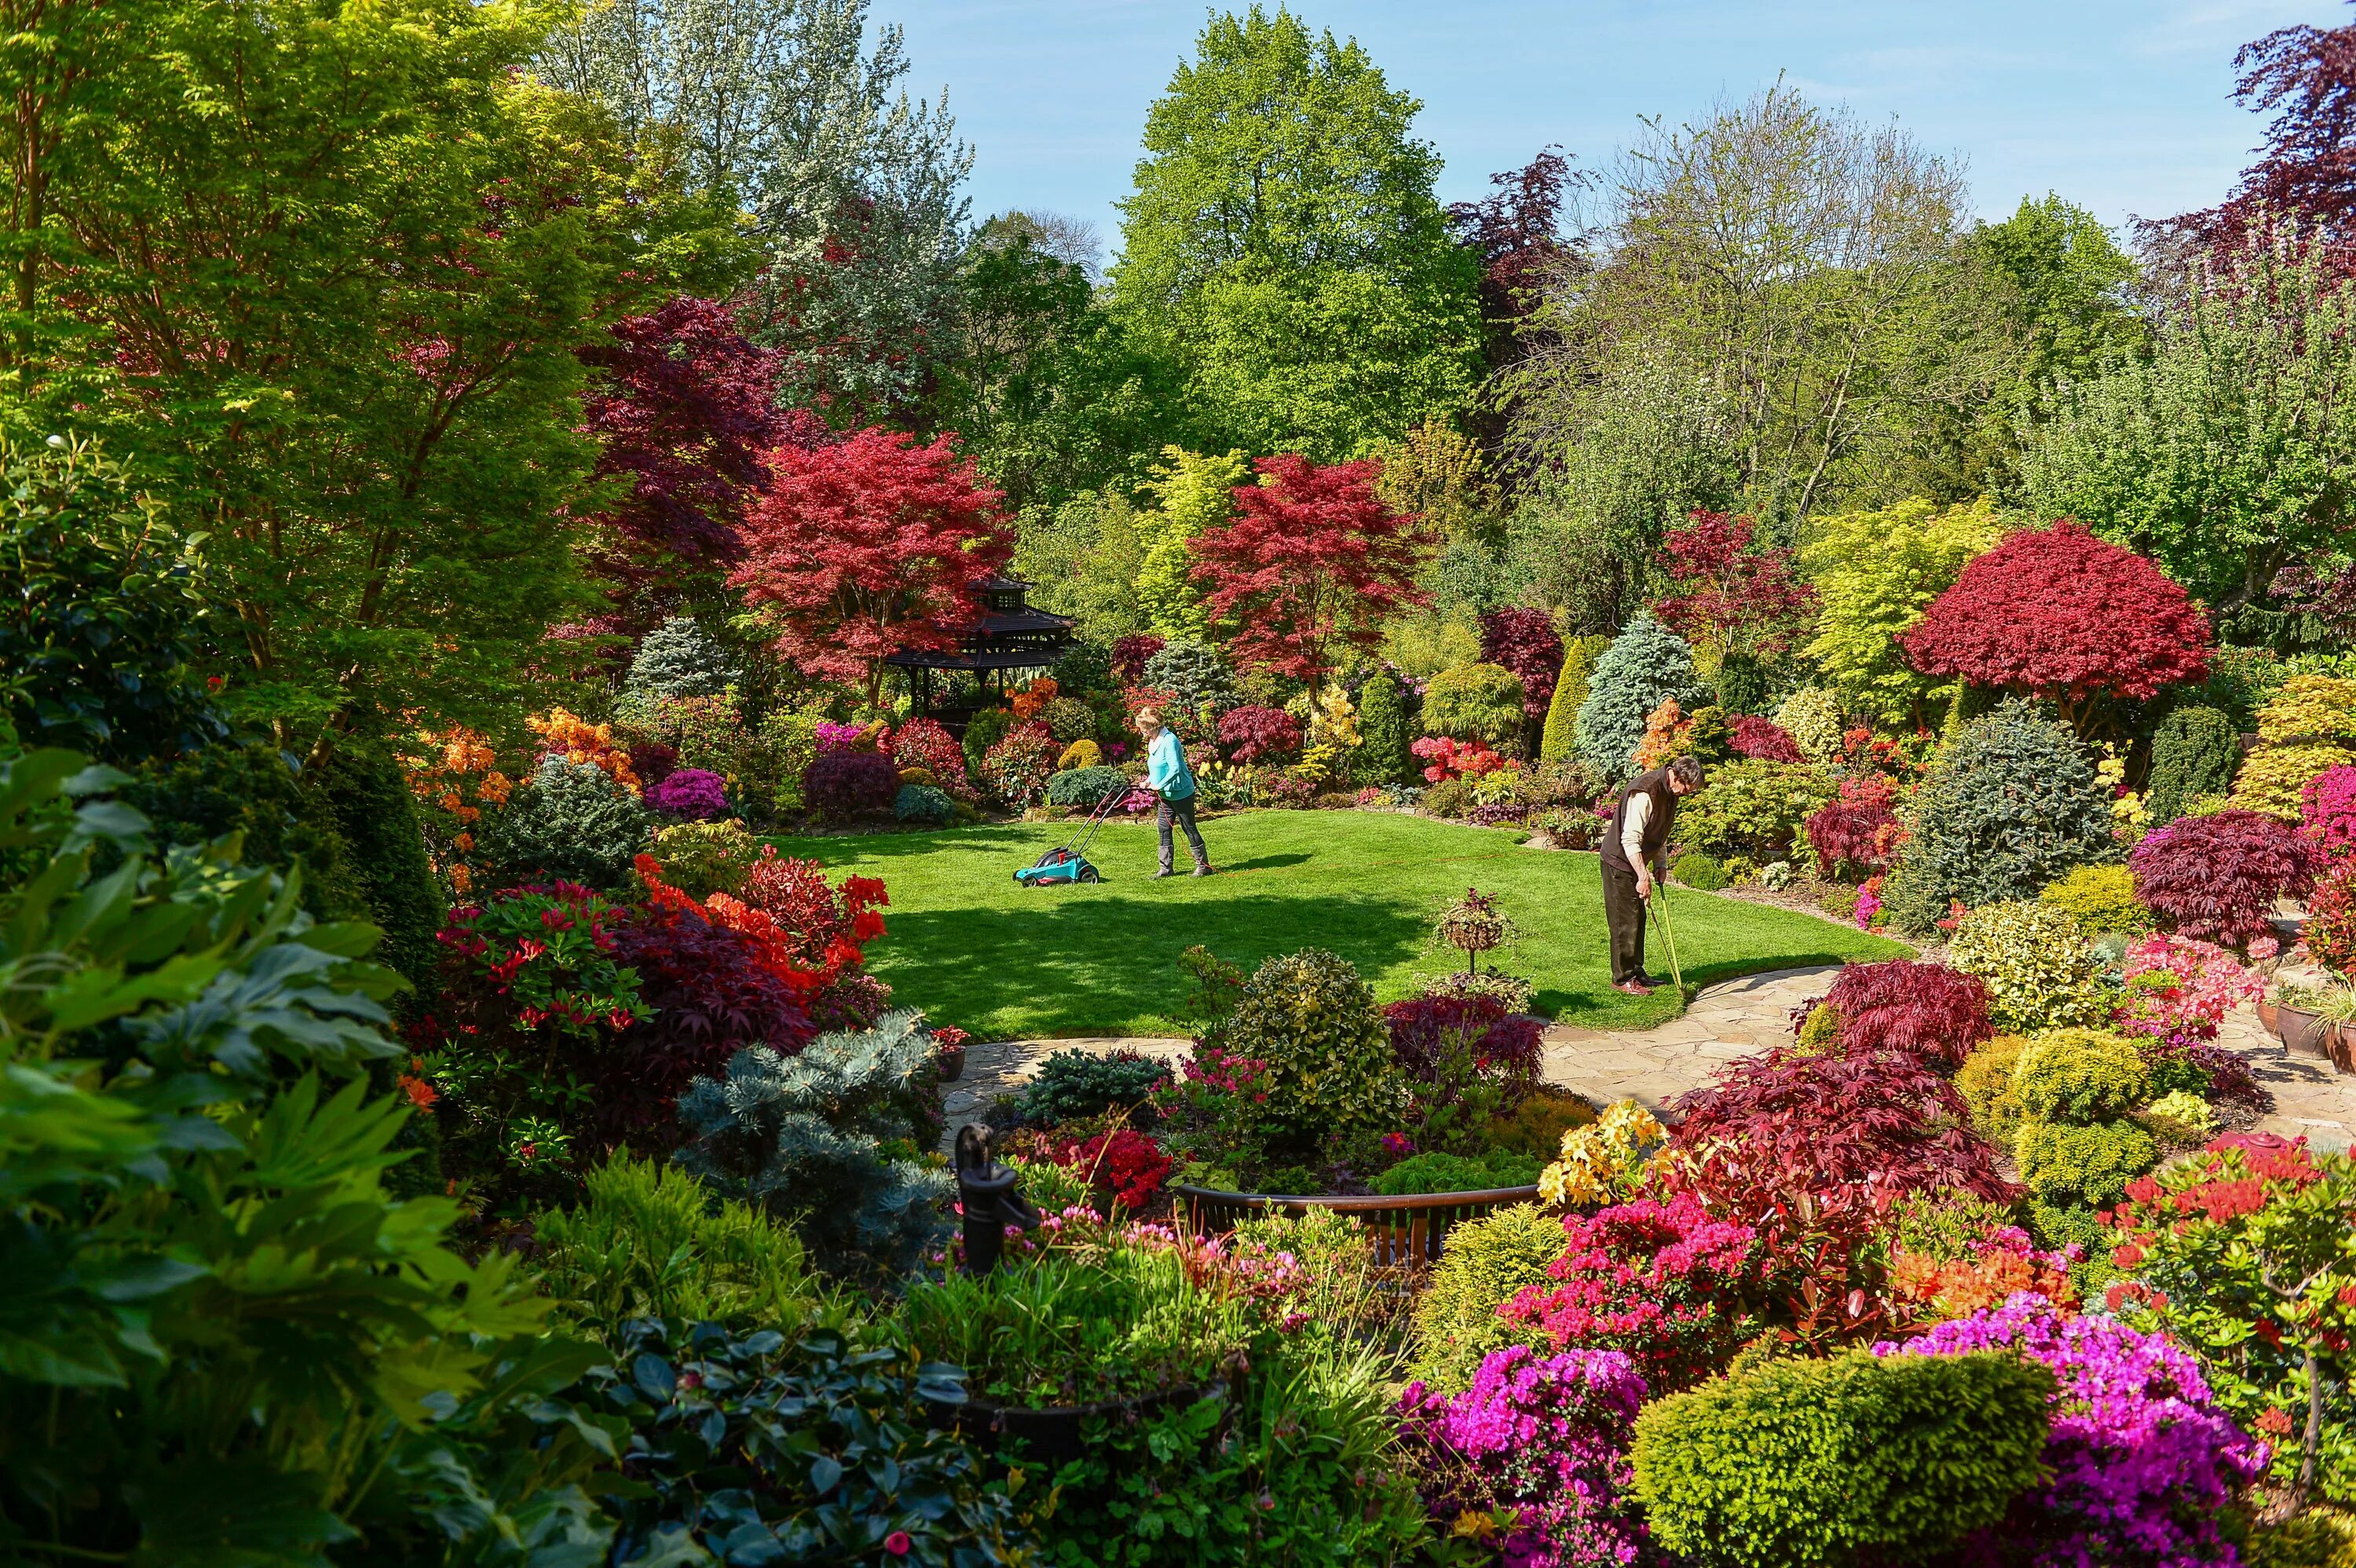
<box><xmin>885</xmin><ymin>576</ymin><xmax>1075</xmax><ymax>724</ymax></box>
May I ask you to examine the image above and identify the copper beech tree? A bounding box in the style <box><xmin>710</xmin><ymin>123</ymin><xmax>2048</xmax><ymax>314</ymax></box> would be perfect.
<box><xmin>732</xmin><ymin>428</ymin><xmax>1011</xmax><ymax>707</ymax></box>
<box><xmin>1898</xmin><ymin>519</ymin><xmax>2211</xmax><ymax>736</ymax></box>
<box><xmin>1188</xmin><ymin>453</ymin><xmax>1433</xmax><ymax>691</ymax></box>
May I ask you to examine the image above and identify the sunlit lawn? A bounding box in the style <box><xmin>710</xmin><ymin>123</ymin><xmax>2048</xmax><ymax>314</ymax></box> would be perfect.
<box><xmin>773</xmin><ymin>810</ymin><xmax>1910</xmax><ymax>1040</ymax></box>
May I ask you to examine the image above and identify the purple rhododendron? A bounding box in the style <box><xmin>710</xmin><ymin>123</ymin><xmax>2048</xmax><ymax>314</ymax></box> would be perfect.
<box><xmin>1399</xmin><ymin>1346</ymin><xmax>1653</xmax><ymax>1566</ymax></box>
<box><xmin>647</xmin><ymin>767</ymin><xmax>729</xmax><ymax>820</ymax></box>
<box><xmin>1879</xmin><ymin>1294</ymin><xmax>2265</xmax><ymax>1566</ymax></box>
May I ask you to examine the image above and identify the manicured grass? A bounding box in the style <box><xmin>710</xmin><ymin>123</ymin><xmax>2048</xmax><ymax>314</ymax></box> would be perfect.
<box><xmin>773</xmin><ymin>810</ymin><xmax>1910</xmax><ymax>1040</ymax></box>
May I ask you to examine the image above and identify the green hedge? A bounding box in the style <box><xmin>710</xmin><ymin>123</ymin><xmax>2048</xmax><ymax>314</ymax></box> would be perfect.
<box><xmin>1046</xmin><ymin>765</ymin><xmax>1130</xmax><ymax>807</ymax></box>
<box><xmin>1632</xmin><ymin>1349</ymin><xmax>2053</xmax><ymax>1567</ymax></box>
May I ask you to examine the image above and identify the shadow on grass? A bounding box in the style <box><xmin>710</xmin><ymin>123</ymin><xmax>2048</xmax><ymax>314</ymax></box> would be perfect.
<box><xmin>870</xmin><ymin>890</ymin><xmax>1430</xmax><ymax>1039</ymax></box>
<box><xmin>1217</xmin><ymin>852</ymin><xmax>1312</xmax><ymax>872</ymax></box>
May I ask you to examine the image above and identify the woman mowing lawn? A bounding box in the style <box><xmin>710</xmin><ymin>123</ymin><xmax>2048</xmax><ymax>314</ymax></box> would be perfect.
<box><xmin>1136</xmin><ymin>706</ymin><xmax>1213</xmax><ymax>879</ymax></box>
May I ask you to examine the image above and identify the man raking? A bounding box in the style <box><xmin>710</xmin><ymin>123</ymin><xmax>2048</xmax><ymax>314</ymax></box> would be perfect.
<box><xmin>1136</xmin><ymin>706</ymin><xmax>1213</xmax><ymax>879</ymax></box>
<box><xmin>1599</xmin><ymin>755</ymin><xmax>1705</xmax><ymax>996</ymax></box>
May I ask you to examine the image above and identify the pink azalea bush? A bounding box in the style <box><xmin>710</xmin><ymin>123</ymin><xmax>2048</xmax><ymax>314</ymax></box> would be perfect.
<box><xmin>2302</xmin><ymin>764</ymin><xmax>2356</xmax><ymax>859</ymax></box>
<box><xmin>1879</xmin><ymin>1295</ymin><xmax>2265</xmax><ymax>1566</ymax></box>
<box><xmin>1398</xmin><ymin>1346</ymin><xmax>1653</xmax><ymax>1568</ymax></box>
<box><xmin>1501</xmin><ymin>1194</ymin><xmax>1767</xmax><ymax>1394</ymax></box>
<box><xmin>646</xmin><ymin>766</ymin><xmax>729</xmax><ymax>819</ymax></box>
<box><xmin>2114</xmin><ymin>934</ymin><xmax>2269</xmax><ymax>1110</ymax></box>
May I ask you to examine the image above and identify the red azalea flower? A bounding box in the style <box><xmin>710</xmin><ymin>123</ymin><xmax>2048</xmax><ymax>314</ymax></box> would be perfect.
<box><xmin>884</xmin><ymin>1532</ymin><xmax>912</xmax><ymax>1556</ymax></box>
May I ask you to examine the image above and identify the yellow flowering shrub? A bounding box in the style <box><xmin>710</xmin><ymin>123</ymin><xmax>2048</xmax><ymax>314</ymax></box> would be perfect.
<box><xmin>1055</xmin><ymin>739</ymin><xmax>1102</xmax><ymax>771</ymax></box>
<box><xmin>1538</xmin><ymin>1098</ymin><xmax>1667</xmax><ymax>1207</ymax></box>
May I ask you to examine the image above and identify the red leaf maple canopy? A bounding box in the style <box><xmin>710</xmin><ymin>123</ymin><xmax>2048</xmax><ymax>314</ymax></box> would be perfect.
<box><xmin>1898</xmin><ymin>519</ymin><xmax>2211</xmax><ymax>719</ymax></box>
<box><xmin>731</xmin><ymin>428</ymin><xmax>1011</xmax><ymax>704</ymax></box>
<box><xmin>1188</xmin><ymin>453</ymin><xmax>1435</xmax><ymax>688</ymax></box>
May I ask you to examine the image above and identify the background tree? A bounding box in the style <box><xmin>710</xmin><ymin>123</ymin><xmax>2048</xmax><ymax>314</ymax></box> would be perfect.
<box><xmin>1503</xmin><ymin>347</ymin><xmax>1741</xmax><ymax>633</ymax></box>
<box><xmin>1508</xmin><ymin>82</ymin><xmax>1998</xmax><ymax>536</ymax></box>
<box><xmin>2163</xmin><ymin>11</ymin><xmax>2356</xmax><ymax>254</ymax></box>
<box><xmin>733</xmin><ymin>428</ymin><xmax>1011</xmax><ymax>707</ymax></box>
<box><xmin>1109</xmin><ymin>6</ymin><xmax>1481</xmax><ymax>460</ymax></box>
<box><xmin>2021</xmin><ymin>228</ymin><xmax>2356</xmax><ymax>618</ymax></box>
<box><xmin>922</xmin><ymin>217</ymin><xmax>1161</xmax><ymax>514</ymax></box>
<box><xmin>1900</xmin><ymin>520</ymin><xmax>2212</xmax><ymax>736</ymax></box>
<box><xmin>11</xmin><ymin>0</ymin><xmax>722</xmax><ymax>755</ymax></box>
<box><xmin>1447</xmin><ymin>146</ymin><xmax>1584</xmax><ymax>452</ymax></box>
<box><xmin>540</xmin><ymin>0</ymin><xmax>972</xmax><ymax>426</ymax></box>
<box><xmin>1190</xmin><ymin>454</ymin><xmax>1434</xmax><ymax>689</ymax></box>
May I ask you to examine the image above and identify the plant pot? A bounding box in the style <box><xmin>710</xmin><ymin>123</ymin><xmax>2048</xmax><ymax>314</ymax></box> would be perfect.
<box><xmin>2332</xmin><ymin>1022</ymin><xmax>2356</xmax><ymax>1076</ymax></box>
<box><xmin>921</xmin><ymin>1380</ymin><xmax>1225</xmax><ymax>1471</ymax></box>
<box><xmin>936</xmin><ymin>1044</ymin><xmax>967</xmax><ymax>1083</ymax></box>
<box><xmin>2276</xmin><ymin>1002</ymin><xmax>2334</xmax><ymax>1062</ymax></box>
<box><xmin>2259</xmin><ymin>999</ymin><xmax>2280</xmax><ymax>1035</ymax></box>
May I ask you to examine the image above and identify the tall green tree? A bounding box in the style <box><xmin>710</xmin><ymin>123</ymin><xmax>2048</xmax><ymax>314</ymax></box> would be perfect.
<box><xmin>1509</xmin><ymin>83</ymin><xmax>2002</xmax><ymax>535</ymax></box>
<box><xmin>540</xmin><ymin>0</ymin><xmax>971</xmax><ymax>426</ymax></box>
<box><xmin>0</xmin><ymin>0</ymin><xmax>726</xmax><ymax>755</ymax></box>
<box><xmin>2020</xmin><ymin>225</ymin><xmax>2356</xmax><ymax>613</ymax></box>
<box><xmin>923</xmin><ymin>217</ymin><xmax>1164</xmax><ymax>513</ymax></box>
<box><xmin>1109</xmin><ymin>6</ymin><xmax>1481</xmax><ymax>461</ymax></box>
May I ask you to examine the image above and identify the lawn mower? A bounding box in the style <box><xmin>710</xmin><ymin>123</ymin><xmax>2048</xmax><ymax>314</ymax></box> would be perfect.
<box><xmin>1013</xmin><ymin>780</ymin><xmax>1135</xmax><ymax>886</ymax></box>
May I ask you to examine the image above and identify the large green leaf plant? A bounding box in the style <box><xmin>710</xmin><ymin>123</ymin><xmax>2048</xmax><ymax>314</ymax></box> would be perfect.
<box><xmin>0</xmin><ymin>748</ymin><xmax>622</xmax><ymax>1566</ymax></box>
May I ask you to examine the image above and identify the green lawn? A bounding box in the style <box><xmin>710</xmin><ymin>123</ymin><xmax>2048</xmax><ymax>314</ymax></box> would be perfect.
<box><xmin>774</xmin><ymin>810</ymin><xmax>1910</xmax><ymax>1040</ymax></box>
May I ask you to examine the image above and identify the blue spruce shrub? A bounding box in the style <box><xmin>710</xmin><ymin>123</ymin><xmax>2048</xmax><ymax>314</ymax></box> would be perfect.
<box><xmin>1575</xmin><ymin>613</ymin><xmax>1707</xmax><ymax>778</ymax></box>
<box><xmin>624</xmin><ymin>616</ymin><xmax>736</xmax><ymax>707</ymax></box>
<box><xmin>674</xmin><ymin>1009</ymin><xmax>952</xmax><ymax>1275</ymax></box>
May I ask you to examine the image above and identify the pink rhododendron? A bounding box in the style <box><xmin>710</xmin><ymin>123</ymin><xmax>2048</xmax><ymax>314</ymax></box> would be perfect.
<box><xmin>2302</xmin><ymin>764</ymin><xmax>2356</xmax><ymax>858</ymax></box>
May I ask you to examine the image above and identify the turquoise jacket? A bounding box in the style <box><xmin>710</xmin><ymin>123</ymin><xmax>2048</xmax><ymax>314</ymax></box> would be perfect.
<box><xmin>1146</xmin><ymin>729</ymin><xmax>1196</xmax><ymax>800</ymax></box>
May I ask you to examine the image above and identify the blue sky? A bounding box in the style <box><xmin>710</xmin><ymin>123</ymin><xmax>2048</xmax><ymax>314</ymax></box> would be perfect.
<box><xmin>887</xmin><ymin>0</ymin><xmax>2349</xmax><ymax>261</ymax></box>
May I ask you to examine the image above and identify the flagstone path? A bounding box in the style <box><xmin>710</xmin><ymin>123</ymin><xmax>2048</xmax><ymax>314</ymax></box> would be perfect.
<box><xmin>943</xmin><ymin>966</ymin><xmax>2356</xmax><ymax>1154</ymax></box>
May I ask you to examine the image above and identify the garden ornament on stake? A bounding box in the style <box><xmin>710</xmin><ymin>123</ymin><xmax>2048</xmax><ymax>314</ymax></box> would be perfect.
<box><xmin>953</xmin><ymin>1124</ymin><xmax>1041</xmax><ymax>1275</ymax></box>
<box><xmin>1649</xmin><ymin>882</ymin><xmax>1685</xmax><ymax>996</ymax></box>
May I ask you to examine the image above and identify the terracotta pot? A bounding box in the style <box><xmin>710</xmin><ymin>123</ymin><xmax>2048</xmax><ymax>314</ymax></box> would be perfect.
<box><xmin>2332</xmin><ymin>1022</ymin><xmax>2356</xmax><ymax>1076</ymax></box>
<box><xmin>2259</xmin><ymin>999</ymin><xmax>2280</xmax><ymax>1035</ymax></box>
<box><xmin>2277</xmin><ymin>1003</ymin><xmax>2334</xmax><ymax>1062</ymax></box>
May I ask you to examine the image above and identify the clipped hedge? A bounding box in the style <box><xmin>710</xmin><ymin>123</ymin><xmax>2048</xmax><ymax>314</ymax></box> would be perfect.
<box><xmin>2147</xmin><ymin>704</ymin><xmax>2241</xmax><ymax>826</ymax></box>
<box><xmin>1631</xmin><ymin>1350</ymin><xmax>2054</xmax><ymax>1568</ymax></box>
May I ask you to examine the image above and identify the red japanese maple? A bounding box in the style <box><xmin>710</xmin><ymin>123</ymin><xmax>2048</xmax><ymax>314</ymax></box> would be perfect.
<box><xmin>1899</xmin><ymin>520</ymin><xmax>2211</xmax><ymax>732</ymax></box>
<box><xmin>732</xmin><ymin>429</ymin><xmax>1012</xmax><ymax>706</ymax></box>
<box><xmin>1189</xmin><ymin>454</ymin><xmax>1434</xmax><ymax>689</ymax></box>
<box><xmin>1649</xmin><ymin>511</ymin><xmax>1816</xmax><ymax>660</ymax></box>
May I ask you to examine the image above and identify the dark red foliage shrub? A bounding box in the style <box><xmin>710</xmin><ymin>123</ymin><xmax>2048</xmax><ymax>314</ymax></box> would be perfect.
<box><xmin>1805</xmin><ymin>776</ymin><xmax>1902</xmax><ymax>877</ymax></box>
<box><xmin>1216</xmin><ymin>704</ymin><xmax>1304</xmax><ymax>764</ymax></box>
<box><xmin>1499</xmin><ymin>1193</ymin><xmax>1770</xmax><ymax>1394</ymax></box>
<box><xmin>1898</xmin><ymin>521</ymin><xmax>2211</xmax><ymax>730</ymax></box>
<box><xmin>1820</xmin><ymin>960</ymin><xmax>1992</xmax><ymax>1066</ymax></box>
<box><xmin>1671</xmin><ymin>1048</ymin><xmax>2016</xmax><ymax>1213</ymax></box>
<box><xmin>1385</xmin><ymin>992</ymin><xmax>1542</xmax><ymax>1090</ymax></box>
<box><xmin>627</xmin><ymin>741</ymin><xmax>679</xmax><ymax>788</ymax></box>
<box><xmin>802</xmin><ymin>747</ymin><xmax>899</xmax><ymax>821</ymax></box>
<box><xmin>2129</xmin><ymin>809</ymin><xmax>2319</xmax><ymax>946</ymax></box>
<box><xmin>1478</xmin><ymin>607</ymin><xmax>1564</xmax><ymax>722</ymax></box>
<box><xmin>1727</xmin><ymin>716</ymin><xmax>1803</xmax><ymax>763</ymax></box>
<box><xmin>1651</xmin><ymin>511</ymin><xmax>1817</xmax><ymax>660</ymax></box>
<box><xmin>1111</xmin><ymin>634</ymin><xmax>1165</xmax><ymax>685</ymax></box>
<box><xmin>889</xmin><ymin>716</ymin><xmax>973</xmax><ymax>797</ymax></box>
<box><xmin>740</xmin><ymin>847</ymin><xmax>889</xmax><ymax>969</ymax></box>
<box><xmin>809</xmin><ymin>971</ymin><xmax>894</xmax><ymax>1036</ymax></box>
<box><xmin>601</xmin><ymin>905</ymin><xmax>814</xmax><ymax>1146</ymax></box>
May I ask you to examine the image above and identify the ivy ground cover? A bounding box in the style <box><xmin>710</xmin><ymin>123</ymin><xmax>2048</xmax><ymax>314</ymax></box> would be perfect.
<box><xmin>772</xmin><ymin>811</ymin><xmax>1908</xmax><ymax>1036</ymax></box>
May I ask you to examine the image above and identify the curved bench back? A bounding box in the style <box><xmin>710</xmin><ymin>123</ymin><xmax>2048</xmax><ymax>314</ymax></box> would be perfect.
<box><xmin>1169</xmin><ymin>1182</ymin><xmax>1544</xmax><ymax>1266</ymax></box>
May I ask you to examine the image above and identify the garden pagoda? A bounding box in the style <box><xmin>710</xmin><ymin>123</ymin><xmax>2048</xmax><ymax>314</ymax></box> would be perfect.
<box><xmin>885</xmin><ymin>576</ymin><xmax>1074</xmax><ymax>720</ymax></box>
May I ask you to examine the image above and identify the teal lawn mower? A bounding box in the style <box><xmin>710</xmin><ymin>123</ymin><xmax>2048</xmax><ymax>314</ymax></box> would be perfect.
<box><xmin>1013</xmin><ymin>780</ymin><xmax>1136</xmax><ymax>886</ymax></box>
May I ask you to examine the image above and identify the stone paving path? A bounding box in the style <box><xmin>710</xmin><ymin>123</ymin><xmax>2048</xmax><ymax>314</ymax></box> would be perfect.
<box><xmin>943</xmin><ymin>968</ymin><xmax>2356</xmax><ymax>1155</ymax></box>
